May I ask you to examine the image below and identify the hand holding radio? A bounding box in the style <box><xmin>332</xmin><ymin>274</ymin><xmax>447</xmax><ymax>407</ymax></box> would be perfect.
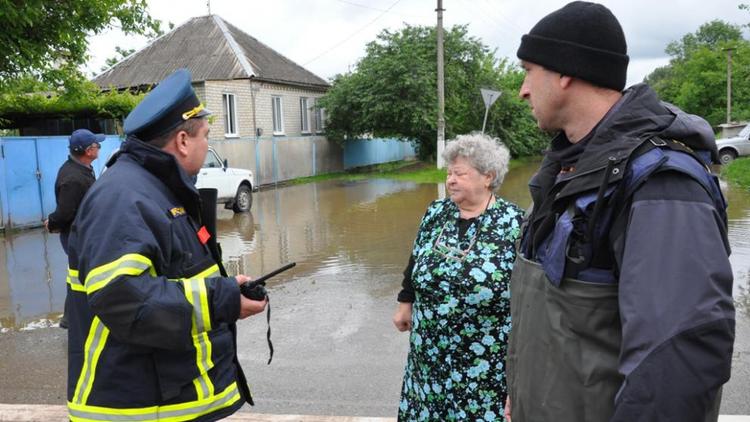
<box><xmin>239</xmin><ymin>262</ymin><xmax>296</xmax><ymax>300</ymax></box>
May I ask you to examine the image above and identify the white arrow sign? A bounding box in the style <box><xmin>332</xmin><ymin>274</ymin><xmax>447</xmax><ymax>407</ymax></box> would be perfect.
<box><xmin>480</xmin><ymin>88</ymin><xmax>502</xmax><ymax>133</ymax></box>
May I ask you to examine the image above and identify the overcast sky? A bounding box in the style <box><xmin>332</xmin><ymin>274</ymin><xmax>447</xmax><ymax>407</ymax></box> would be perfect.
<box><xmin>86</xmin><ymin>0</ymin><xmax>748</xmax><ymax>88</ymax></box>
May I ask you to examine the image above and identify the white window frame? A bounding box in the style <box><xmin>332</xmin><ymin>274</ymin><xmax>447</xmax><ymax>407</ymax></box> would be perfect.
<box><xmin>222</xmin><ymin>93</ymin><xmax>238</xmax><ymax>137</ymax></box>
<box><xmin>315</xmin><ymin>106</ymin><xmax>326</xmax><ymax>133</ymax></box>
<box><xmin>272</xmin><ymin>96</ymin><xmax>284</xmax><ymax>135</ymax></box>
<box><xmin>300</xmin><ymin>97</ymin><xmax>311</xmax><ymax>134</ymax></box>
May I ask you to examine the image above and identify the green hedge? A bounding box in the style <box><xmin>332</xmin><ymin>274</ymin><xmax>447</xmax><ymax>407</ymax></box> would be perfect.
<box><xmin>0</xmin><ymin>78</ymin><xmax>144</xmax><ymax>128</ymax></box>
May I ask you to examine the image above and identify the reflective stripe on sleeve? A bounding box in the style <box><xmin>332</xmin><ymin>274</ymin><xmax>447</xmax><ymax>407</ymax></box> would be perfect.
<box><xmin>67</xmin><ymin>268</ymin><xmax>86</xmax><ymax>292</ymax></box>
<box><xmin>182</xmin><ymin>278</ymin><xmax>215</xmax><ymax>400</ymax></box>
<box><xmin>85</xmin><ymin>254</ymin><xmax>156</xmax><ymax>294</ymax></box>
<box><xmin>68</xmin><ymin>381</ymin><xmax>241</xmax><ymax>422</ymax></box>
<box><xmin>72</xmin><ymin>317</ymin><xmax>110</xmax><ymax>405</ymax></box>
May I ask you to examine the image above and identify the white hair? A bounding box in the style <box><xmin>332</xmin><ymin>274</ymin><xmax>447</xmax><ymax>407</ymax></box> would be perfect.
<box><xmin>442</xmin><ymin>132</ymin><xmax>511</xmax><ymax>190</ymax></box>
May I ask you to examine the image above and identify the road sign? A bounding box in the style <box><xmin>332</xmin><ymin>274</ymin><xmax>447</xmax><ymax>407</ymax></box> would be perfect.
<box><xmin>480</xmin><ymin>88</ymin><xmax>502</xmax><ymax>133</ymax></box>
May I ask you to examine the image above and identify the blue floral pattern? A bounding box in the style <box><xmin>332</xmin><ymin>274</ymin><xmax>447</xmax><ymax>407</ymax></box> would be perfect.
<box><xmin>399</xmin><ymin>198</ymin><xmax>522</xmax><ymax>421</ymax></box>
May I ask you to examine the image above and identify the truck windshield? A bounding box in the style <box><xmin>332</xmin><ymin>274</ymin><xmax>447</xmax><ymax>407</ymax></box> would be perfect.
<box><xmin>203</xmin><ymin>150</ymin><xmax>223</xmax><ymax>168</ymax></box>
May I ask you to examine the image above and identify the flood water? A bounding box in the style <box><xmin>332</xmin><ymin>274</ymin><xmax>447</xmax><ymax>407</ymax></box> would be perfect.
<box><xmin>0</xmin><ymin>160</ymin><xmax>749</xmax><ymax>415</ymax></box>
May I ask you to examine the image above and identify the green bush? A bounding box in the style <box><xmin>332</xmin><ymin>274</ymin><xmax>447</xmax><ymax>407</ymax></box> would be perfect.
<box><xmin>0</xmin><ymin>77</ymin><xmax>143</xmax><ymax>128</ymax></box>
<box><xmin>722</xmin><ymin>158</ymin><xmax>750</xmax><ymax>187</ymax></box>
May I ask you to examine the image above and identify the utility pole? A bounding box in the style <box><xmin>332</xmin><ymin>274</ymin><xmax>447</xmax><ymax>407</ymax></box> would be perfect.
<box><xmin>724</xmin><ymin>47</ymin><xmax>735</xmax><ymax>124</ymax></box>
<box><xmin>436</xmin><ymin>0</ymin><xmax>446</xmax><ymax>168</ymax></box>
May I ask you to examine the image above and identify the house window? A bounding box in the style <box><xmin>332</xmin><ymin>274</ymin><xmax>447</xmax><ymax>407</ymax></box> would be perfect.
<box><xmin>222</xmin><ymin>93</ymin><xmax>237</xmax><ymax>136</ymax></box>
<box><xmin>315</xmin><ymin>107</ymin><xmax>326</xmax><ymax>132</ymax></box>
<box><xmin>300</xmin><ymin>97</ymin><xmax>311</xmax><ymax>133</ymax></box>
<box><xmin>272</xmin><ymin>96</ymin><xmax>284</xmax><ymax>134</ymax></box>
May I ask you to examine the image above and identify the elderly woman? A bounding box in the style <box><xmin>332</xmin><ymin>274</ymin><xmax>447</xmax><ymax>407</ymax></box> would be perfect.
<box><xmin>393</xmin><ymin>133</ymin><xmax>523</xmax><ymax>421</ymax></box>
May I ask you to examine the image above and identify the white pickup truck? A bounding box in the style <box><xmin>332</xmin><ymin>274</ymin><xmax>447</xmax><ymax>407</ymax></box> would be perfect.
<box><xmin>196</xmin><ymin>147</ymin><xmax>255</xmax><ymax>213</ymax></box>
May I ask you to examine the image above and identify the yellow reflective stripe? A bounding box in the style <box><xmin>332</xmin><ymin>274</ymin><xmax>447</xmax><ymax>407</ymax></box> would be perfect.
<box><xmin>191</xmin><ymin>264</ymin><xmax>220</xmax><ymax>279</ymax></box>
<box><xmin>73</xmin><ymin>317</ymin><xmax>110</xmax><ymax>405</ymax></box>
<box><xmin>68</xmin><ymin>381</ymin><xmax>240</xmax><ymax>422</ymax></box>
<box><xmin>85</xmin><ymin>254</ymin><xmax>155</xmax><ymax>294</ymax></box>
<box><xmin>196</xmin><ymin>277</ymin><xmax>212</xmax><ymax>332</ymax></box>
<box><xmin>67</xmin><ymin>268</ymin><xmax>86</xmax><ymax>292</ymax></box>
<box><xmin>166</xmin><ymin>264</ymin><xmax>220</xmax><ymax>282</ymax></box>
<box><xmin>183</xmin><ymin>279</ymin><xmax>214</xmax><ymax>400</ymax></box>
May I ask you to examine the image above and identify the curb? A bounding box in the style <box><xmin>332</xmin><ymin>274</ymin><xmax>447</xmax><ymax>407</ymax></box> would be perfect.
<box><xmin>0</xmin><ymin>404</ymin><xmax>748</xmax><ymax>422</ymax></box>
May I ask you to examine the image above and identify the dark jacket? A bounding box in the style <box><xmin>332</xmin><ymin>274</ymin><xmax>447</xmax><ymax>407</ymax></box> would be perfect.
<box><xmin>47</xmin><ymin>157</ymin><xmax>96</xmax><ymax>251</ymax></box>
<box><xmin>65</xmin><ymin>138</ymin><xmax>251</xmax><ymax>422</ymax></box>
<box><xmin>509</xmin><ymin>84</ymin><xmax>734</xmax><ymax>422</ymax></box>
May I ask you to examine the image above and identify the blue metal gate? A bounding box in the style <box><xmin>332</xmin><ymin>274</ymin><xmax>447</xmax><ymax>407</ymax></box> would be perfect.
<box><xmin>0</xmin><ymin>136</ymin><xmax>121</xmax><ymax>230</ymax></box>
<box><xmin>2</xmin><ymin>139</ymin><xmax>44</xmax><ymax>229</ymax></box>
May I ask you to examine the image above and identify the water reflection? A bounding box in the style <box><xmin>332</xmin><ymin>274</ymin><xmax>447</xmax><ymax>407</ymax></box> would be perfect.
<box><xmin>1</xmin><ymin>160</ymin><xmax>750</xmax><ymax>330</ymax></box>
<box><xmin>0</xmin><ymin>231</ymin><xmax>66</xmax><ymax>330</ymax></box>
<box><xmin>216</xmin><ymin>180</ymin><xmax>436</xmax><ymax>286</ymax></box>
<box><xmin>722</xmin><ymin>175</ymin><xmax>750</xmax><ymax>313</ymax></box>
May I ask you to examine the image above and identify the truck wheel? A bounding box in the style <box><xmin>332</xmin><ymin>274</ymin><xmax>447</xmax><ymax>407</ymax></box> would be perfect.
<box><xmin>719</xmin><ymin>149</ymin><xmax>736</xmax><ymax>165</ymax></box>
<box><xmin>232</xmin><ymin>185</ymin><xmax>252</xmax><ymax>213</ymax></box>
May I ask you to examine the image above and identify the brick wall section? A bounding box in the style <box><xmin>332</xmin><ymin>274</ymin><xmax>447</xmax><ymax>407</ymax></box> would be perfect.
<box><xmin>254</xmin><ymin>82</ymin><xmax>326</xmax><ymax>138</ymax></box>
<box><xmin>203</xmin><ymin>79</ymin><xmax>326</xmax><ymax>142</ymax></box>
<box><xmin>203</xmin><ymin>79</ymin><xmax>255</xmax><ymax>140</ymax></box>
<box><xmin>199</xmin><ymin>79</ymin><xmax>332</xmax><ymax>187</ymax></box>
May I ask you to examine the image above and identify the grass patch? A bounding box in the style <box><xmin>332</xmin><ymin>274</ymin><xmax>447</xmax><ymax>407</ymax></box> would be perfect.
<box><xmin>287</xmin><ymin>157</ymin><xmax>539</xmax><ymax>186</ymax></box>
<box><xmin>722</xmin><ymin>157</ymin><xmax>750</xmax><ymax>188</ymax></box>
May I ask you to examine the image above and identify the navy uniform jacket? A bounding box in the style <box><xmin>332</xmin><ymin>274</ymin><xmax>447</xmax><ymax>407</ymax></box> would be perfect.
<box><xmin>47</xmin><ymin>157</ymin><xmax>96</xmax><ymax>252</ymax></box>
<box><xmin>65</xmin><ymin>138</ymin><xmax>251</xmax><ymax>422</ymax></box>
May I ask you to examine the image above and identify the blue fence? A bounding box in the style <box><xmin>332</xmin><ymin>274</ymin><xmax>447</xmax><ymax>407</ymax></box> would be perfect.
<box><xmin>343</xmin><ymin>138</ymin><xmax>416</xmax><ymax>170</ymax></box>
<box><xmin>0</xmin><ymin>135</ymin><xmax>122</xmax><ymax>230</ymax></box>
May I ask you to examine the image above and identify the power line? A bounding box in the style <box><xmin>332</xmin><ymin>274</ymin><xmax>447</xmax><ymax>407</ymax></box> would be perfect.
<box><xmin>335</xmin><ymin>0</ymin><xmax>426</xmax><ymax>20</ymax></box>
<box><xmin>303</xmin><ymin>0</ymin><xmax>403</xmax><ymax>66</ymax></box>
<box><xmin>480</xmin><ymin>0</ymin><xmax>525</xmax><ymax>35</ymax></box>
<box><xmin>454</xmin><ymin>0</ymin><xmax>516</xmax><ymax>43</ymax></box>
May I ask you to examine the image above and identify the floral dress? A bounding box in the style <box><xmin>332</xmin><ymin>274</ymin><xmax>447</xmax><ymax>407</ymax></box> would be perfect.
<box><xmin>398</xmin><ymin>198</ymin><xmax>523</xmax><ymax>421</ymax></box>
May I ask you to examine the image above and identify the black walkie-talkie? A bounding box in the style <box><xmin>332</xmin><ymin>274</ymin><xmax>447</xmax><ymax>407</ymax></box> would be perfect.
<box><xmin>239</xmin><ymin>262</ymin><xmax>296</xmax><ymax>300</ymax></box>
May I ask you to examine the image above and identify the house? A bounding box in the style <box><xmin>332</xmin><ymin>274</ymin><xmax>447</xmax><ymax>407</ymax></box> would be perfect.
<box><xmin>94</xmin><ymin>14</ymin><xmax>341</xmax><ymax>185</ymax></box>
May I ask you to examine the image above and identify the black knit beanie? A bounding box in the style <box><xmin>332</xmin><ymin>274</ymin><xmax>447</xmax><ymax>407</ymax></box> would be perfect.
<box><xmin>517</xmin><ymin>1</ymin><xmax>629</xmax><ymax>91</ymax></box>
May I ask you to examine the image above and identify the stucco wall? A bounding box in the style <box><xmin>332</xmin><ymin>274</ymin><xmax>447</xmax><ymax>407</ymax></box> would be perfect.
<box><xmin>209</xmin><ymin>136</ymin><xmax>343</xmax><ymax>187</ymax></box>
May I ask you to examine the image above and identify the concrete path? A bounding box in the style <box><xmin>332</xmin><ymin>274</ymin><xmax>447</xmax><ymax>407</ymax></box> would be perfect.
<box><xmin>0</xmin><ymin>404</ymin><xmax>749</xmax><ymax>422</ymax></box>
<box><xmin>0</xmin><ymin>404</ymin><xmax>392</xmax><ymax>421</ymax></box>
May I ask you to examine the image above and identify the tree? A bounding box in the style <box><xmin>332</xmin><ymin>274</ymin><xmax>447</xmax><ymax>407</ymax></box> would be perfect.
<box><xmin>646</xmin><ymin>20</ymin><xmax>750</xmax><ymax>126</ymax></box>
<box><xmin>0</xmin><ymin>0</ymin><xmax>162</xmax><ymax>89</ymax></box>
<box><xmin>318</xmin><ymin>25</ymin><xmax>547</xmax><ymax>159</ymax></box>
<box><xmin>664</xmin><ymin>20</ymin><xmax>743</xmax><ymax>60</ymax></box>
<box><xmin>102</xmin><ymin>46</ymin><xmax>136</xmax><ymax>72</ymax></box>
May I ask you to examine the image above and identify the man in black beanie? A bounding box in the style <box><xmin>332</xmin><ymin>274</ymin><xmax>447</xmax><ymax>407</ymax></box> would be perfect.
<box><xmin>506</xmin><ymin>2</ymin><xmax>735</xmax><ymax>422</ymax></box>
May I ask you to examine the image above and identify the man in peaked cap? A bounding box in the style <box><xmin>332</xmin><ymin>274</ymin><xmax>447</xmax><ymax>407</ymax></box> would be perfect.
<box><xmin>506</xmin><ymin>2</ymin><xmax>734</xmax><ymax>422</ymax></box>
<box><xmin>65</xmin><ymin>69</ymin><xmax>267</xmax><ymax>422</ymax></box>
<box><xmin>47</xmin><ymin>128</ymin><xmax>103</xmax><ymax>330</ymax></box>
<box><xmin>46</xmin><ymin>129</ymin><xmax>103</xmax><ymax>254</ymax></box>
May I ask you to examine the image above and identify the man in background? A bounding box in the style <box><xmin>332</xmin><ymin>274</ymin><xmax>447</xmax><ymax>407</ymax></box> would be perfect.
<box><xmin>45</xmin><ymin>128</ymin><xmax>102</xmax><ymax>253</ymax></box>
<box><xmin>45</xmin><ymin>128</ymin><xmax>102</xmax><ymax>329</ymax></box>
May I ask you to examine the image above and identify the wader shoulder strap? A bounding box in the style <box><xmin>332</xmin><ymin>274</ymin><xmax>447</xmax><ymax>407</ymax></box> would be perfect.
<box><xmin>609</xmin><ymin>137</ymin><xmax>728</xmax><ymax>274</ymax></box>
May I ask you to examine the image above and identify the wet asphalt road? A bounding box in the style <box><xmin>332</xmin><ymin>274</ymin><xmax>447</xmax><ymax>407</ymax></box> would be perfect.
<box><xmin>1</xmin><ymin>175</ymin><xmax>749</xmax><ymax>416</ymax></box>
